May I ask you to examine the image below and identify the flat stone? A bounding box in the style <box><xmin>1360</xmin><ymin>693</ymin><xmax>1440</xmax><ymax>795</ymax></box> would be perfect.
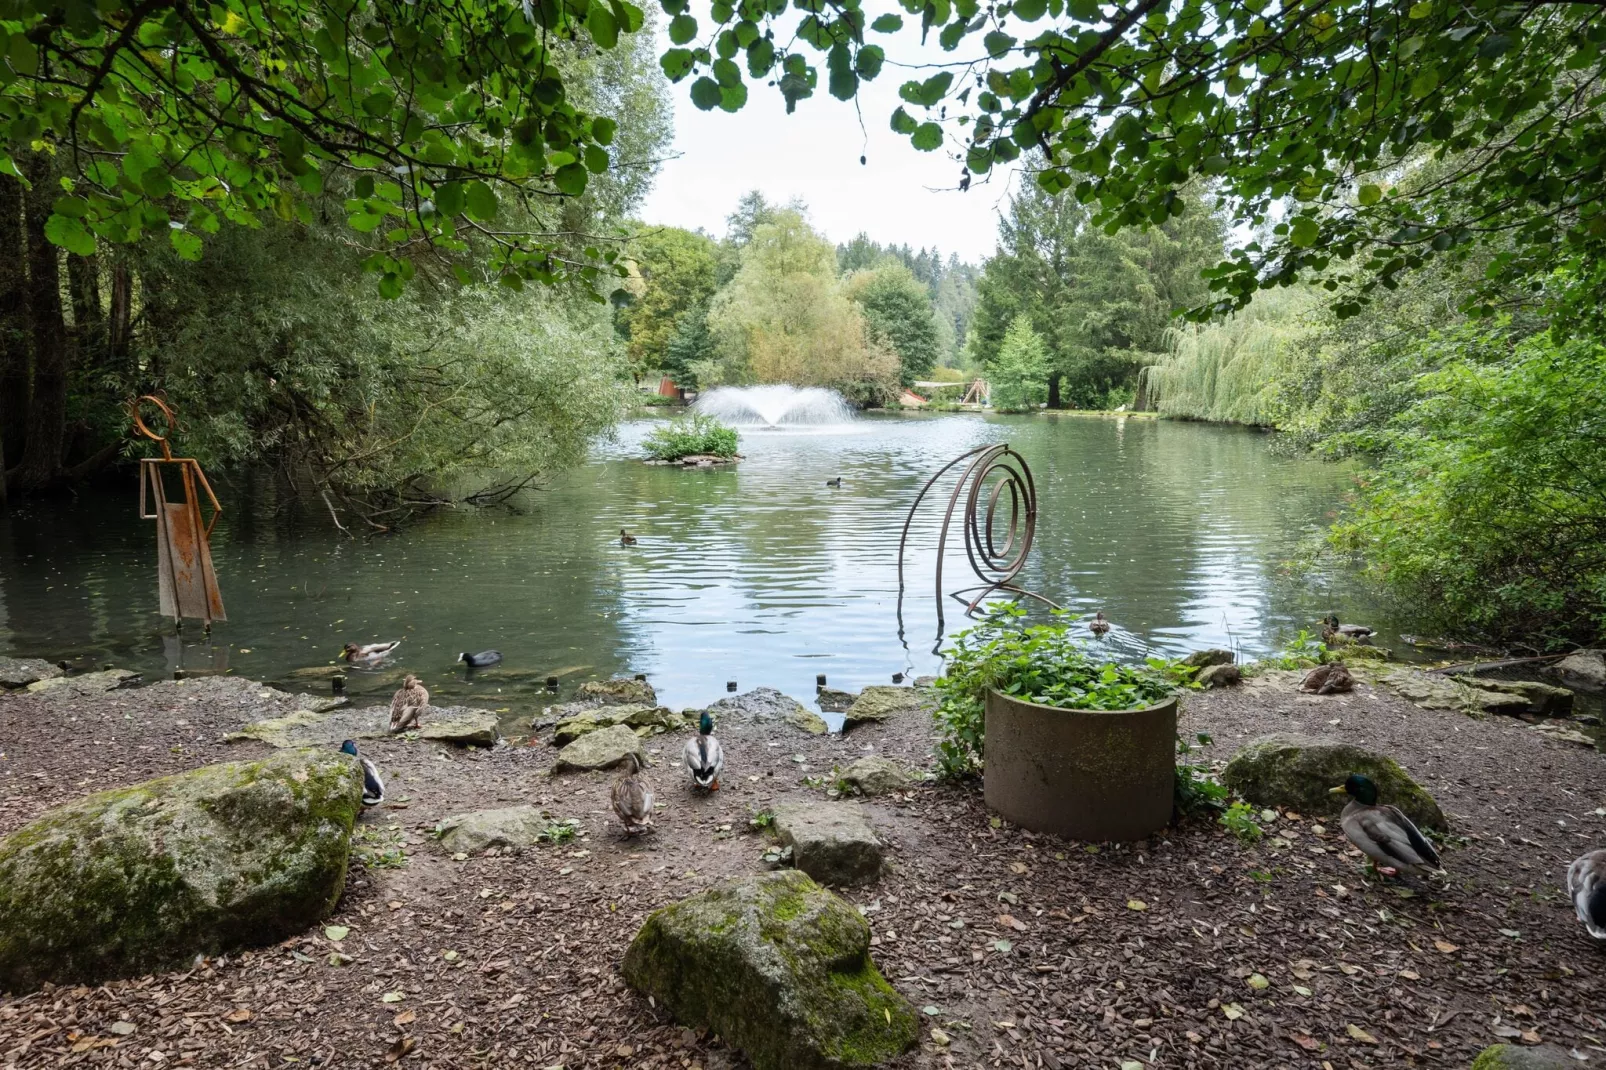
<box><xmin>1330</xmin><ymin>642</ymin><xmax>1393</xmax><ymax>663</ymax></box>
<box><xmin>416</xmin><ymin>707</ymin><xmax>499</xmax><ymax>746</ymax></box>
<box><xmin>1182</xmin><ymin>648</ymin><xmax>1235</xmax><ymax>668</ymax></box>
<box><xmin>1381</xmin><ymin>668</ymin><xmax>1523</xmax><ymax>715</ymax></box>
<box><xmin>551</xmin><ymin>723</ymin><xmax>645</xmax><ymax>773</ymax></box>
<box><xmin>621</xmin><ymin>871</ymin><xmax>916</xmax><ymax>1070</ymax></box>
<box><xmin>1222</xmin><ymin>733</ymin><xmax>1447</xmax><ymax>831</ymax></box>
<box><xmin>1531</xmin><ymin>721</ymin><xmax>1598</xmax><ymax>747</ymax></box>
<box><xmin>703</xmin><ymin>688</ymin><xmax>827</xmax><ymax>735</ymax></box>
<box><xmin>1549</xmin><ymin>650</ymin><xmax>1606</xmax><ymax>689</ymax></box>
<box><xmin>841</xmin><ymin>686</ymin><xmax>927</xmax><ymax>731</ymax></box>
<box><xmin>0</xmin><ymin>750</ymin><xmax>359</xmax><ymax>992</ymax></box>
<box><xmin>551</xmin><ymin>704</ymin><xmax>684</xmax><ymax>745</ymax></box>
<box><xmin>1463</xmin><ymin>678</ymin><xmax>1574</xmax><ymax>717</ymax></box>
<box><xmin>434</xmin><ymin>805</ymin><xmax>556</xmax><ymax>854</ymax></box>
<box><xmin>0</xmin><ymin>657</ymin><xmax>63</xmax><ymax>689</ymax></box>
<box><xmin>770</xmin><ymin>802</ymin><xmax>883</xmax><ymax>886</ymax></box>
<box><xmin>227</xmin><ymin>705</ymin><xmax>497</xmax><ymax>748</ymax></box>
<box><xmin>815</xmin><ymin>687</ymin><xmax>858</xmax><ymax>713</ymax></box>
<box><xmin>1472</xmin><ymin>1044</ymin><xmax>1583</xmax><ymax>1070</ymax></box>
<box><xmin>26</xmin><ymin>668</ymin><xmax>140</xmax><ymax>697</ymax></box>
<box><xmin>577</xmin><ymin>677</ymin><xmax>658</xmax><ymax>706</ymax></box>
<box><xmin>1195</xmin><ymin>663</ymin><xmax>1241</xmax><ymax>688</ymax></box>
<box><xmin>837</xmin><ymin>757</ymin><xmax>912</xmax><ymax>797</ymax></box>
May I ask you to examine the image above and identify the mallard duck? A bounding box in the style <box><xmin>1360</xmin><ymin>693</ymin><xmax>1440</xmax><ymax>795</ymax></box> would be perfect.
<box><xmin>341</xmin><ymin>740</ymin><xmax>385</xmax><ymax>807</ymax></box>
<box><xmin>1301</xmin><ymin>663</ymin><xmax>1355</xmax><ymax>694</ymax></box>
<box><xmin>683</xmin><ymin>711</ymin><xmax>725</xmax><ymax>791</ymax></box>
<box><xmin>389</xmin><ymin>673</ymin><xmax>428</xmax><ymax>733</ymax></box>
<box><xmin>1088</xmin><ymin>611</ymin><xmax>1111</xmax><ymax>636</ymax></box>
<box><xmin>610</xmin><ymin>752</ymin><xmax>654</xmax><ymax>835</ymax></box>
<box><xmin>1322</xmin><ymin>614</ymin><xmax>1374</xmax><ymax>641</ymax></box>
<box><xmin>619</xmin><ymin>528</ymin><xmax>638</xmax><ymax>546</ymax></box>
<box><xmin>1568</xmin><ymin>848</ymin><xmax>1606</xmax><ymax>940</ymax></box>
<box><xmin>826</xmin><ymin>477</ymin><xmax>843</xmax><ymax>488</ymax></box>
<box><xmin>343</xmin><ymin>640</ymin><xmax>401</xmax><ymax>663</ymax></box>
<box><xmin>1329</xmin><ymin>773</ymin><xmax>1442</xmax><ymax>878</ymax></box>
<box><xmin>457</xmin><ymin>650</ymin><xmax>503</xmax><ymax>668</ymax></box>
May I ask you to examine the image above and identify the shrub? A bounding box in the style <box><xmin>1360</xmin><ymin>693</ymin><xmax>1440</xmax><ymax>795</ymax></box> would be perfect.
<box><xmin>1219</xmin><ymin>801</ymin><xmax>1264</xmax><ymax>843</ymax></box>
<box><xmin>642</xmin><ymin>413</ymin><xmax>739</xmax><ymax>461</ymax></box>
<box><xmin>932</xmin><ymin>605</ymin><xmax>1184</xmax><ymax>777</ymax></box>
<box><xmin>1174</xmin><ymin>732</ymin><xmax>1228</xmax><ymax>816</ymax></box>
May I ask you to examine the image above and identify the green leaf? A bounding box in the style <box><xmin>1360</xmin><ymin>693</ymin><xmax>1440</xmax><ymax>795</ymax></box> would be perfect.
<box><xmin>464</xmin><ymin>181</ymin><xmax>498</xmax><ymax>221</ymax></box>
<box><xmin>434</xmin><ymin>181</ymin><xmax>463</xmax><ymax>216</ymax></box>
<box><xmin>554</xmin><ymin>162</ymin><xmax>589</xmax><ymax>196</ymax></box>
<box><xmin>855</xmin><ymin>44</ymin><xmax>885</xmax><ymax>80</ymax></box>
<box><xmin>587</xmin><ymin>2</ymin><xmax>619</xmax><ymax>49</ymax></box>
<box><xmin>1357</xmin><ymin>183</ymin><xmax>1382</xmax><ymax>206</ymax></box>
<box><xmin>44</xmin><ymin>214</ymin><xmax>97</xmax><ymax>257</ymax></box>
<box><xmin>583</xmin><ymin>145</ymin><xmax>609</xmax><ymax>174</ymax></box>
<box><xmin>912</xmin><ymin>122</ymin><xmax>944</xmax><ymax>151</ymax></box>
<box><xmin>592</xmin><ymin>117</ymin><xmax>618</xmax><ymax>145</ymax></box>
<box><xmin>169</xmin><ymin>228</ymin><xmax>203</xmax><ymax>261</ymax></box>
<box><xmin>890</xmin><ymin>106</ymin><xmax>919</xmax><ymax>134</ymax></box>
<box><xmin>668</xmin><ymin>14</ymin><xmax>698</xmax><ymax>44</ymax></box>
<box><xmin>323</xmin><ymin>925</ymin><xmax>350</xmax><ymax>942</ymax></box>
<box><xmin>1289</xmin><ymin>216</ymin><xmax>1320</xmax><ymax>247</ymax></box>
<box><xmin>661</xmin><ymin>48</ymin><xmax>695</xmax><ymax>79</ymax></box>
<box><xmin>1013</xmin><ymin>0</ymin><xmax>1047</xmax><ymax>19</ymax></box>
<box><xmin>984</xmin><ymin>31</ymin><xmax>1016</xmax><ymax>58</ymax></box>
<box><xmin>1408</xmin><ymin>0</ymin><xmax>1431</xmax><ymax>16</ymax></box>
<box><xmin>690</xmin><ymin>77</ymin><xmax>723</xmax><ymax>111</ymax></box>
<box><xmin>1068</xmin><ymin>0</ymin><xmax>1099</xmax><ymax>19</ymax></box>
<box><xmin>871</xmin><ymin>13</ymin><xmax>903</xmax><ymax>31</ymax></box>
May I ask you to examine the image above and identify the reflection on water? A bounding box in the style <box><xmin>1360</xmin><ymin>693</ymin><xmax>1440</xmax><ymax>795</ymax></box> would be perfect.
<box><xmin>0</xmin><ymin>413</ymin><xmax>1408</xmax><ymax>716</ymax></box>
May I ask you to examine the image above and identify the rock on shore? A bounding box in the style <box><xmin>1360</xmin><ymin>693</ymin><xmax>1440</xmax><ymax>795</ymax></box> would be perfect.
<box><xmin>1223</xmin><ymin>733</ymin><xmax>1447</xmax><ymax>831</ymax></box>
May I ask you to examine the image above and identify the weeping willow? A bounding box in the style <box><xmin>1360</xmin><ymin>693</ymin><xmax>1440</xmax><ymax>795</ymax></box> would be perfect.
<box><xmin>1140</xmin><ymin>287</ymin><xmax>1321</xmax><ymax>425</ymax></box>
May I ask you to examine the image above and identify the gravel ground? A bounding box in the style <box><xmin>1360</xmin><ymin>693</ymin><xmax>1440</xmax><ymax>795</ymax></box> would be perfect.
<box><xmin>0</xmin><ymin>669</ymin><xmax>1603</xmax><ymax>1070</ymax></box>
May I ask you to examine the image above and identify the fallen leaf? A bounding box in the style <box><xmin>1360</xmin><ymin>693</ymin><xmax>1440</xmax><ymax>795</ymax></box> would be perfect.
<box><xmin>327</xmin><ymin>952</ymin><xmax>352</xmax><ymax>966</ymax></box>
<box><xmin>1491</xmin><ymin>1024</ymin><xmax>1524</xmax><ymax>1039</ymax></box>
<box><xmin>385</xmin><ymin>1036</ymin><xmax>416</xmax><ymax>1063</ymax></box>
<box><xmin>380</xmin><ymin>991</ymin><xmax>404</xmax><ymax>1004</ymax></box>
<box><xmin>1292</xmin><ymin>985</ymin><xmax>1313</xmax><ymax>997</ymax></box>
<box><xmin>441</xmin><ymin>950</ymin><xmax>459</xmax><ymax>962</ymax></box>
<box><xmin>921</xmin><ymin>1005</ymin><xmax>942</xmax><ymax>1017</ymax></box>
<box><xmin>989</xmin><ymin>817</ymin><xmax>1002</xmax><ymax>829</ymax></box>
<box><xmin>1339</xmin><ymin>963</ymin><xmax>1360</xmax><ymax>975</ymax></box>
<box><xmin>997</xmin><ymin>914</ymin><xmax>1028</xmax><ymax>932</ymax></box>
<box><xmin>1247</xmin><ymin>973</ymin><xmax>1270</xmax><ymax>990</ymax></box>
<box><xmin>323</xmin><ymin>925</ymin><xmax>349</xmax><ymax>942</ymax></box>
<box><xmin>930</xmin><ymin>1027</ymin><xmax>951</xmax><ymax>1046</ymax></box>
<box><xmin>1121</xmin><ymin>1062</ymin><xmax>1143</xmax><ymax>1070</ymax></box>
<box><xmin>224</xmin><ymin>1008</ymin><xmax>251</xmax><ymax>1023</ymax></box>
<box><xmin>1127</xmin><ymin>899</ymin><xmax>1148</xmax><ymax>911</ymax></box>
<box><xmin>1398</xmin><ymin>969</ymin><xmax>1420</xmax><ymax>981</ymax></box>
<box><xmin>109</xmin><ymin>1022</ymin><xmax>136</xmax><ymax>1036</ymax></box>
<box><xmin>1434</xmin><ymin>939</ymin><xmax>1459</xmax><ymax>954</ymax></box>
<box><xmin>993</xmin><ymin>939</ymin><xmax>1013</xmax><ymax>953</ymax></box>
<box><xmin>1221</xmin><ymin>1003</ymin><xmax>1244</xmax><ymax>1020</ymax></box>
<box><xmin>1347</xmin><ymin>1024</ymin><xmax>1378</xmax><ymax>1043</ymax></box>
<box><xmin>1291</xmin><ymin>1033</ymin><xmax>1321</xmax><ymax>1051</ymax></box>
<box><xmin>393</xmin><ymin>1010</ymin><xmax>416</xmax><ymax>1027</ymax></box>
<box><xmin>1009</xmin><ymin>862</ymin><xmax>1027</xmax><ymax>874</ymax></box>
<box><xmin>1499</xmin><ymin>928</ymin><xmax>1521</xmax><ymax>939</ymax></box>
<box><xmin>615</xmin><ymin>1044</ymin><xmax>633</xmax><ymax>1058</ymax></box>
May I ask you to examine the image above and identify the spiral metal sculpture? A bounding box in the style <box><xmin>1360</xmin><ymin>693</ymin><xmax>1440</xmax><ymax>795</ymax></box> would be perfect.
<box><xmin>896</xmin><ymin>443</ymin><xmax>1059</xmax><ymax>639</ymax></box>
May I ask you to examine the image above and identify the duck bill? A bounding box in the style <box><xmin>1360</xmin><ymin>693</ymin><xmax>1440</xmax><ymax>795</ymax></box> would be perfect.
<box><xmin>1327</xmin><ymin>786</ymin><xmax>1347</xmax><ymax>796</ymax></box>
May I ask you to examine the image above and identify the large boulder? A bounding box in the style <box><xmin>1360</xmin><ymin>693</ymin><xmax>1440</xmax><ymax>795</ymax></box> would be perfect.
<box><xmin>1182</xmin><ymin>649</ymin><xmax>1235</xmax><ymax>669</ymax></box>
<box><xmin>771</xmin><ymin>802</ymin><xmax>883</xmax><ymax>886</ymax></box>
<box><xmin>1471</xmin><ymin>1044</ymin><xmax>1582</xmax><ymax>1069</ymax></box>
<box><xmin>621</xmin><ymin>871</ymin><xmax>917</xmax><ymax>1070</ymax></box>
<box><xmin>837</xmin><ymin>757</ymin><xmax>912</xmax><ymax>797</ymax></box>
<box><xmin>434</xmin><ymin>805</ymin><xmax>557</xmax><ymax>854</ymax></box>
<box><xmin>703</xmin><ymin>688</ymin><xmax>827</xmax><ymax>735</ymax></box>
<box><xmin>0</xmin><ymin>657</ymin><xmax>62</xmax><ymax>689</ymax></box>
<box><xmin>416</xmin><ymin>706</ymin><xmax>499</xmax><ymax>746</ymax></box>
<box><xmin>815</xmin><ymin>687</ymin><xmax>859</xmax><ymax>714</ymax></box>
<box><xmin>1463</xmin><ymin>678</ymin><xmax>1573</xmax><ymax>717</ymax></box>
<box><xmin>551</xmin><ymin>723</ymin><xmax>645</xmax><ymax>772</ymax></box>
<box><xmin>1195</xmin><ymin>663</ymin><xmax>1241</xmax><ymax>688</ymax></box>
<box><xmin>0</xmin><ymin>750</ymin><xmax>360</xmax><ymax>992</ymax></box>
<box><xmin>1548</xmin><ymin>651</ymin><xmax>1606</xmax><ymax>690</ymax></box>
<box><xmin>551</xmin><ymin>704</ymin><xmax>683</xmax><ymax>745</ymax></box>
<box><xmin>26</xmin><ymin>668</ymin><xmax>140</xmax><ymax>698</ymax></box>
<box><xmin>1222</xmin><ymin>733</ymin><xmax>1447</xmax><ymax>831</ymax></box>
<box><xmin>841</xmin><ymin>686</ymin><xmax>926</xmax><ymax>731</ymax></box>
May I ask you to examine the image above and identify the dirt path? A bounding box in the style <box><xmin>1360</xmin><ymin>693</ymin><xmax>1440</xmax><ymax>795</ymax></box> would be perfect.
<box><xmin>0</xmin><ymin>670</ymin><xmax>1603</xmax><ymax>1069</ymax></box>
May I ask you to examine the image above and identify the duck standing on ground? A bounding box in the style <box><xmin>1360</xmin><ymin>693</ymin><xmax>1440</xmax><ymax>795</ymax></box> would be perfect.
<box><xmin>341</xmin><ymin>740</ymin><xmax>385</xmax><ymax>807</ymax></box>
<box><xmin>1322</xmin><ymin>614</ymin><xmax>1374</xmax><ymax>641</ymax></box>
<box><xmin>611</xmin><ymin>752</ymin><xmax>654</xmax><ymax>835</ymax></box>
<box><xmin>1088</xmin><ymin>611</ymin><xmax>1111</xmax><ymax>636</ymax></box>
<box><xmin>826</xmin><ymin>477</ymin><xmax>843</xmax><ymax>488</ymax></box>
<box><xmin>683</xmin><ymin>711</ymin><xmax>725</xmax><ymax>791</ymax></box>
<box><xmin>1330</xmin><ymin>773</ymin><xmax>1442</xmax><ymax>878</ymax></box>
<box><xmin>619</xmin><ymin>528</ymin><xmax>638</xmax><ymax>546</ymax></box>
<box><xmin>1568</xmin><ymin>849</ymin><xmax>1606</xmax><ymax>940</ymax></box>
<box><xmin>389</xmin><ymin>673</ymin><xmax>429</xmax><ymax>733</ymax></box>
<box><xmin>457</xmin><ymin>650</ymin><xmax>503</xmax><ymax>668</ymax></box>
<box><xmin>344</xmin><ymin>640</ymin><xmax>402</xmax><ymax>663</ymax></box>
<box><xmin>1301</xmin><ymin>663</ymin><xmax>1355</xmax><ymax>694</ymax></box>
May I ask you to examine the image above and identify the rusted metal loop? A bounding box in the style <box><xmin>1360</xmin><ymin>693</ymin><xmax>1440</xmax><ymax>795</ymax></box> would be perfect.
<box><xmin>130</xmin><ymin>395</ymin><xmax>178</xmax><ymax>460</ymax></box>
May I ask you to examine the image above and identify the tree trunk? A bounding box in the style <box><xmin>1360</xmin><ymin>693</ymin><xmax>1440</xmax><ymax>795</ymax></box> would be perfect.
<box><xmin>1047</xmin><ymin>372</ymin><xmax>1063</xmax><ymax>410</ymax></box>
<box><xmin>0</xmin><ymin>172</ymin><xmax>27</xmax><ymax>475</ymax></box>
<box><xmin>13</xmin><ymin>153</ymin><xmax>70</xmax><ymax>491</ymax></box>
<box><xmin>108</xmin><ymin>260</ymin><xmax>133</xmax><ymax>375</ymax></box>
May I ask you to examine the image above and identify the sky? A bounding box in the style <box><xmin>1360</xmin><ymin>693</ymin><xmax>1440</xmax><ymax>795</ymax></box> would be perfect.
<box><xmin>638</xmin><ymin>25</ymin><xmax>1023</xmax><ymax>265</ymax></box>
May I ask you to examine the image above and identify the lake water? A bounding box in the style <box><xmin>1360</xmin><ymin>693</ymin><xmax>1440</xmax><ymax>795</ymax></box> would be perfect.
<box><xmin>0</xmin><ymin>412</ymin><xmax>1411</xmax><ymax>723</ymax></box>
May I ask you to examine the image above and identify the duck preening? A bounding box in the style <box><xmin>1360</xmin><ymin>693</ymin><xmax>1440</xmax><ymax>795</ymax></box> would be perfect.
<box><xmin>1330</xmin><ymin>773</ymin><xmax>1442</xmax><ymax>878</ymax></box>
<box><xmin>826</xmin><ymin>477</ymin><xmax>843</xmax><ymax>488</ymax></box>
<box><xmin>1301</xmin><ymin>663</ymin><xmax>1355</xmax><ymax>695</ymax></box>
<box><xmin>1088</xmin><ymin>611</ymin><xmax>1111</xmax><ymax>636</ymax></box>
<box><xmin>343</xmin><ymin>640</ymin><xmax>402</xmax><ymax>663</ymax></box>
<box><xmin>1568</xmin><ymin>848</ymin><xmax>1606</xmax><ymax>940</ymax></box>
<box><xmin>683</xmin><ymin>711</ymin><xmax>725</xmax><ymax>791</ymax></box>
<box><xmin>619</xmin><ymin>528</ymin><xmax>638</xmax><ymax>546</ymax></box>
<box><xmin>457</xmin><ymin>650</ymin><xmax>503</xmax><ymax>668</ymax></box>
<box><xmin>389</xmin><ymin>673</ymin><xmax>429</xmax><ymax>733</ymax></box>
<box><xmin>611</xmin><ymin>752</ymin><xmax>654</xmax><ymax>835</ymax></box>
<box><xmin>341</xmin><ymin>740</ymin><xmax>385</xmax><ymax>807</ymax></box>
<box><xmin>1322</xmin><ymin>614</ymin><xmax>1374</xmax><ymax>641</ymax></box>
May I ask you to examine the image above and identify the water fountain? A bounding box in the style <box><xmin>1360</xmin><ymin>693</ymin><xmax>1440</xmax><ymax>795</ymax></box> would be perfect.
<box><xmin>694</xmin><ymin>385</ymin><xmax>854</xmax><ymax>427</ymax></box>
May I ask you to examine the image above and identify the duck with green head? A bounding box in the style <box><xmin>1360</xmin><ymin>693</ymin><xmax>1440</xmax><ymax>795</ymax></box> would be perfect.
<box><xmin>1330</xmin><ymin>773</ymin><xmax>1442</xmax><ymax>878</ymax></box>
<box><xmin>683</xmin><ymin>711</ymin><xmax>724</xmax><ymax>791</ymax></box>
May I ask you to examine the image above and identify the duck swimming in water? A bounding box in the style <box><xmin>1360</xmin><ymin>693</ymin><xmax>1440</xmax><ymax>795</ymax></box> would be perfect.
<box><xmin>457</xmin><ymin>650</ymin><xmax>503</xmax><ymax>668</ymax></box>
<box><xmin>389</xmin><ymin>673</ymin><xmax>429</xmax><ymax>733</ymax></box>
<box><xmin>341</xmin><ymin>740</ymin><xmax>385</xmax><ymax>807</ymax></box>
<box><xmin>826</xmin><ymin>477</ymin><xmax>843</xmax><ymax>488</ymax></box>
<box><xmin>1088</xmin><ymin>611</ymin><xmax>1111</xmax><ymax>636</ymax></box>
<box><xmin>683</xmin><ymin>711</ymin><xmax>725</xmax><ymax>791</ymax></box>
<box><xmin>619</xmin><ymin>528</ymin><xmax>638</xmax><ymax>546</ymax></box>
<box><xmin>1330</xmin><ymin>773</ymin><xmax>1442</xmax><ymax>878</ymax></box>
<box><xmin>343</xmin><ymin>640</ymin><xmax>401</xmax><ymax>663</ymax></box>
<box><xmin>1322</xmin><ymin>614</ymin><xmax>1374</xmax><ymax>641</ymax></box>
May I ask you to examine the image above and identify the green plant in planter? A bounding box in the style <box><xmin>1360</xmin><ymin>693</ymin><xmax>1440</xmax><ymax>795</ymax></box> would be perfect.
<box><xmin>932</xmin><ymin>605</ymin><xmax>1187</xmax><ymax>778</ymax></box>
<box><xmin>642</xmin><ymin>413</ymin><xmax>739</xmax><ymax>461</ymax></box>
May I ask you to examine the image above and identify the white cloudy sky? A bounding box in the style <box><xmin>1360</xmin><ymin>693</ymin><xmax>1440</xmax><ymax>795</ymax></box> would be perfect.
<box><xmin>637</xmin><ymin>26</ymin><xmax>1023</xmax><ymax>264</ymax></box>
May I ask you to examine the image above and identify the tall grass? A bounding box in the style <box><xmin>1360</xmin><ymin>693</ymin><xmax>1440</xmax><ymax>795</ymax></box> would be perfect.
<box><xmin>1141</xmin><ymin>287</ymin><xmax>1321</xmax><ymax>425</ymax></box>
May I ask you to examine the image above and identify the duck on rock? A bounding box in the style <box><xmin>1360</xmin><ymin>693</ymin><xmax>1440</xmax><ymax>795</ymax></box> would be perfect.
<box><xmin>1330</xmin><ymin>773</ymin><xmax>1442</xmax><ymax>878</ymax></box>
<box><xmin>683</xmin><ymin>711</ymin><xmax>725</xmax><ymax>791</ymax></box>
<box><xmin>1569</xmin><ymin>849</ymin><xmax>1606</xmax><ymax>940</ymax></box>
<box><xmin>457</xmin><ymin>650</ymin><xmax>503</xmax><ymax>668</ymax></box>
<box><xmin>343</xmin><ymin>640</ymin><xmax>402</xmax><ymax>663</ymax></box>
<box><xmin>341</xmin><ymin>740</ymin><xmax>385</xmax><ymax>807</ymax></box>
<box><xmin>389</xmin><ymin>674</ymin><xmax>429</xmax><ymax>733</ymax></box>
<box><xmin>611</xmin><ymin>752</ymin><xmax>654</xmax><ymax>835</ymax></box>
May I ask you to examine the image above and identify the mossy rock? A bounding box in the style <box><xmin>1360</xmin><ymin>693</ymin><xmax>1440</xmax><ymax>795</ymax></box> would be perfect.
<box><xmin>1471</xmin><ymin>1044</ymin><xmax>1581</xmax><ymax>1069</ymax></box>
<box><xmin>577</xmin><ymin>678</ymin><xmax>657</xmax><ymax>706</ymax></box>
<box><xmin>434</xmin><ymin>805</ymin><xmax>557</xmax><ymax>854</ymax></box>
<box><xmin>1182</xmin><ymin>649</ymin><xmax>1235</xmax><ymax>669</ymax></box>
<box><xmin>0</xmin><ymin>749</ymin><xmax>360</xmax><ymax>993</ymax></box>
<box><xmin>26</xmin><ymin>668</ymin><xmax>140</xmax><ymax>697</ymax></box>
<box><xmin>841</xmin><ymin>687</ymin><xmax>928</xmax><ymax>731</ymax></box>
<box><xmin>702</xmin><ymin>688</ymin><xmax>827</xmax><ymax>735</ymax></box>
<box><xmin>621</xmin><ymin>871</ymin><xmax>917</xmax><ymax>1070</ymax></box>
<box><xmin>0</xmin><ymin>657</ymin><xmax>62</xmax><ymax>689</ymax></box>
<box><xmin>551</xmin><ymin>723</ymin><xmax>645</xmax><ymax>772</ymax></box>
<box><xmin>816</xmin><ymin>688</ymin><xmax>859</xmax><ymax>714</ymax></box>
<box><xmin>837</xmin><ymin>757</ymin><xmax>912</xmax><ymax>797</ymax></box>
<box><xmin>771</xmin><ymin>803</ymin><xmax>884</xmax><ymax>886</ymax></box>
<box><xmin>1222</xmin><ymin>733</ymin><xmax>1447</xmax><ymax>831</ymax></box>
<box><xmin>1329</xmin><ymin>642</ymin><xmax>1393</xmax><ymax>663</ymax></box>
<box><xmin>551</xmin><ymin>704</ymin><xmax>684</xmax><ymax>746</ymax></box>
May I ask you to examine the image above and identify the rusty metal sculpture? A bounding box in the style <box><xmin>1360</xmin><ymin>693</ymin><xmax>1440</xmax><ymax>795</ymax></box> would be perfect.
<box><xmin>132</xmin><ymin>396</ymin><xmax>226</xmax><ymax>630</ymax></box>
<box><xmin>896</xmin><ymin>443</ymin><xmax>1058</xmax><ymax>643</ymax></box>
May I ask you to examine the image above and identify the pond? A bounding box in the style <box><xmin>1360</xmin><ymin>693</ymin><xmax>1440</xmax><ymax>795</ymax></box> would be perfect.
<box><xmin>0</xmin><ymin>411</ymin><xmax>1411</xmax><ymax>725</ymax></box>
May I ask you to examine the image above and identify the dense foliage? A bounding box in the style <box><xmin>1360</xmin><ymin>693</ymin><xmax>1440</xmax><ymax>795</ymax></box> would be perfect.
<box><xmin>845</xmin><ymin>262</ymin><xmax>939</xmax><ymax>387</ymax></box>
<box><xmin>641</xmin><ymin>412</ymin><xmax>738</xmax><ymax>460</ymax></box>
<box><xmin>615</xmin><ymin>227</ymin><xmax>718</xmax><ymax>377</ymax></box>
<box><xmin>933</xmin><ymin>606</ymin><xmax>1181</xmax><ymax>777</ymax></box>
<box><xmin>987</xmin><ymin>316</ymin><xmax>1049</xmax><ymax>413</ymax></box>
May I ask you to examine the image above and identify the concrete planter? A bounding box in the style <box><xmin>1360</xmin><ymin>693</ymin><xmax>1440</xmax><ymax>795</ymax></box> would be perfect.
<box><xmin>984</xmin><ymin>690</ymin><xmax>1177</xmax><ymax>841</ymax></box>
